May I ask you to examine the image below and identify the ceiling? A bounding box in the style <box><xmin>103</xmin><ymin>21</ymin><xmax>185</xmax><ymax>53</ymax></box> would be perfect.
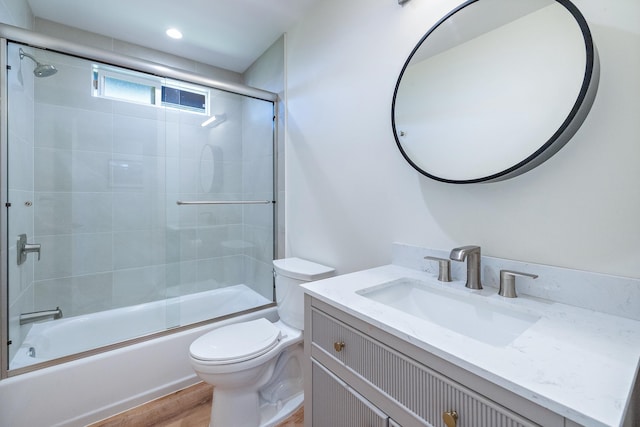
<box><xmin>27</xmin><ymin>0</ymin><xmax>319</xmax><ymax>73</ymax></box>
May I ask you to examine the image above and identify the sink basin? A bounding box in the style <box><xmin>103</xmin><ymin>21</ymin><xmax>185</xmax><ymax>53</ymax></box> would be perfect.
<box><xmin>357</xmin><ymin>277</ymin><xmax>540</xmax><ymax>347</ymax></box>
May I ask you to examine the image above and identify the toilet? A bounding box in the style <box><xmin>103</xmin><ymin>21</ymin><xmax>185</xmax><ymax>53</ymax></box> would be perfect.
<box><xmin>189</xmin><ymin>257</ymin><xmax>335</xmax><ymax>427</ymax></box>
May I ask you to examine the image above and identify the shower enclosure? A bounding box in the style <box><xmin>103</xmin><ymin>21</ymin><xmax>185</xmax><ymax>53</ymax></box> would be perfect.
<box><xmin>0</xmin><ymin>29</ymin><xmax>278</xmax><ymax>376</ymax></box>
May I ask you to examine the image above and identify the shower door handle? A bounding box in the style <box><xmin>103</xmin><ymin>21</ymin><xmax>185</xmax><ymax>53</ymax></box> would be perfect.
<box><xmin>17</xmin><ymin>234</ymin><xmax>41</xmax><ymax>265</ymax></box>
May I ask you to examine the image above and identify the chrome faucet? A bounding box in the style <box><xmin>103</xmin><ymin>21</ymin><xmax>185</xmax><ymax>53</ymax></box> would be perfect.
<box><xmin>499</xmin><ymin>270</ymin><xmax>538</xmax><ymax>298</ymax></box>
<box><xmin>19</xmin><ymin>307</ymin><xmax>63</xmax><ymax>325</ymax></box>
<box><xmin>449</xmin><ymin>245</ymin><xmax>482</xmax><ymax>289</ymax></box>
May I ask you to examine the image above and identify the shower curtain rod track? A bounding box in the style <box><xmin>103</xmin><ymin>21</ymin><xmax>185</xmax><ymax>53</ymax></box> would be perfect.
<box><xmin>0</xmin><ymin>23</ymin><xmax>278</xmax><ymax>102</ymax></box>
<box><xmin>176</xmin><ymin>200</ymin><xmax>274</xmax><ymax>205</ymax></box>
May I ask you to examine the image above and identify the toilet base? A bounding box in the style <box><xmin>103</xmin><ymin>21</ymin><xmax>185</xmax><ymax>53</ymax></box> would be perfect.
<box><xmin>193</xmin><ymin>322</ymin><xmax>305</xmax><ymax>427</ymax></box>
<box><xmin>259</xmin><ymin>392</ymin><xmax>303</xmax><ymax>427</ymax></box>
<box><xmin>208</xmin><ymin>391</ymin><xmax>303</xmax><ymax>427</ymax></box>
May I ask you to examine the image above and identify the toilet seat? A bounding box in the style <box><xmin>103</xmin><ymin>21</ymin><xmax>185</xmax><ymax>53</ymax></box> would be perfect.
<box><xmin>190</xmin><ymin>318</ymin><xmax>281</xmax><ymax>364</ymax></box>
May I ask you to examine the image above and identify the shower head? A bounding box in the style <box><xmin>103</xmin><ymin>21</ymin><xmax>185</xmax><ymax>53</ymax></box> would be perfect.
<box><xmin>19</xmin><ymin>48</ymin><xmax>57</xmax><ymax>78</ymax></box>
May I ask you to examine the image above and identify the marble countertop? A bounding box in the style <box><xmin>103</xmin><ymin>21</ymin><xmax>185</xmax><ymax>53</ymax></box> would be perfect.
<box><xmin>302</xmin><ymin>264</ymin><xmax>640</xmax><ymax>427</ymax></box>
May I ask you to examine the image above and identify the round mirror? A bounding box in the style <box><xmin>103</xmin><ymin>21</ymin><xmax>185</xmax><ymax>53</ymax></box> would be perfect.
<box><xmin>392</xmin><ymin>0</ymin><xmax>599</xmax><ymax>183</ymax></box>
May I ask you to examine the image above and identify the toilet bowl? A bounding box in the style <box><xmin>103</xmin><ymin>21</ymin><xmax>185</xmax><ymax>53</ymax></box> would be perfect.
<box><xmin>189</xmin><ymin>257</ymin><xmax>335</xmax><ymax>427</ymax></box>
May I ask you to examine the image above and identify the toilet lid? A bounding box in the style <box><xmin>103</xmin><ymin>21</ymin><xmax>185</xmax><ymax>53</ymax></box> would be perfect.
<box><xmin>190</xmin><ymin>318</ymin><xmax>281</xmax><ymax>364</ymax></box>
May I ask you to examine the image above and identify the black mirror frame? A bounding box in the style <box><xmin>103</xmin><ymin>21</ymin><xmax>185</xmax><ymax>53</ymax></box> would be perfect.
<box><xmin>391</xmin><ymin>0</ymin><xmax>600</xmax><ymax>184</ymax></box>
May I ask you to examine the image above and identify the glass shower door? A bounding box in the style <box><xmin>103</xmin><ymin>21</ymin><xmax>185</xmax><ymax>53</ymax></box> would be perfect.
<box><xmin>5</xmin><ymin>43</ymin><xmax>175</xmax><ymax>370</ymax></box>
<box><xmin>4</xmin><ymin>41</ymin><xmax>276</xmax><ymax>372</ymax></box>
<box><xmin>165</xmin><ymin>83</ymin><xmax>276</xmax><ymax>327</ymax></box>
<box><xmin>6</xmin><ymin>42</ymin><xmax>38</xmax><ymax>370</ymax></box>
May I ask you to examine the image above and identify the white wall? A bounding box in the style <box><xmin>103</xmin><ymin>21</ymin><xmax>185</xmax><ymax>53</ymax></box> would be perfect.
<box><xmin>285</xmin><ymin>0</ymin><xmax>640</xmax><ymax>278</ymax></box>
<box><xmin>0</xmin><ymin>0</ymin><xmax>32</xmax><ymax>29</ymax></box>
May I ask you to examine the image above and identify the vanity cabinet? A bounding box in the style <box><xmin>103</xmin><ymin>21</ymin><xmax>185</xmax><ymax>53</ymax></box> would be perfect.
<box><xmin>304</xmin><ymin>296</ymin><xmax>567</xmax><ymax>427</ymax></box>
<box><xmin>312</xmin><ymin>360</ymin><xmax>390</xmax><ymax>426</ymax></box>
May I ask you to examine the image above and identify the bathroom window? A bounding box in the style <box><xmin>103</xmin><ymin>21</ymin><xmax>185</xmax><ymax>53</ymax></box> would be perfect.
<box><xmin>104</xmin><ymin>76</ymin><xmax>157</xmax><ymax>105</ymax></box>
<box><xmin>93</xmin><ymin>68</ymin><xmax>159</xmax><ymax>106</ymax></box>
<box><xmin>93</xmin><ymin>66</ymin><xmax>208</xmax><ymax>114</ymax></box>
<box><xmin>161</xmin><ymin>86</ymin><xmax>207</xmax><ymax>113</ymax></box>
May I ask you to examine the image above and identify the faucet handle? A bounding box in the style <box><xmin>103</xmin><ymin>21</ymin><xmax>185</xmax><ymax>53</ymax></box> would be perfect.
<box><xmin>499</xmin><ymin>270</ymin><xmax>538</xmax><ymax>298</ymax></box>
<box><xmin>424</xmin><ymin>256</ymin><xmax>451</xmax><ymax>282</ymax></box>
<box><xmin>17</xmin><ymin>234</ymin><xmax>42</xmax><ymax>265</ymax></box>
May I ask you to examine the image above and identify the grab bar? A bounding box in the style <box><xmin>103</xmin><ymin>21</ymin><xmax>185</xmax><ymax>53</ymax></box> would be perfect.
<box><xmin>20</xmin><ymin>307</ymin><xmax>63</xmax><ymax>325</ymax></box>
<box><xmin>176</xmin><ymin>200</ymin><xmax>273</xmax><ymax>206</ymax></box>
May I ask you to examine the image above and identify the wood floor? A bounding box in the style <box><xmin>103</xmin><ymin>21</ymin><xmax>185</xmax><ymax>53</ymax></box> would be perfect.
<box><xmin>88</xmin><ymin>382</ymin><xmax>304</xmax><ymax>427</ymax></box>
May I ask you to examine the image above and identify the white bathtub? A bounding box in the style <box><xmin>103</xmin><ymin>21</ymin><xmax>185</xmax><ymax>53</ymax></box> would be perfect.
<box><xmin>11</xmin><ymin>284</ymin><xmax>271</xmax><ymax>370</ymax></box>
<box><xmin>1</xmin><ymin>285</ymin><xmax>277</xmax><ymax>427</ymax></box>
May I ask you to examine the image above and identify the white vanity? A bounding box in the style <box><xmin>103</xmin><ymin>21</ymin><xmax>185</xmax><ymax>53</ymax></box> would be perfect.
<box><xmin>302</xmin><ymin>245</ymin><xmax>640</xmax><ymax>427</ymax></box>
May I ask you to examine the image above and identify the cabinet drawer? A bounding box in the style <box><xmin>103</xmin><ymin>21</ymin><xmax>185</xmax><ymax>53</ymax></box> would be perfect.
<box><xmin>311</xmin><ymin>308</ymin><xmax>538</xmax><ymax>427</ymax></box>
<box><xmin>312</xmin><ymin>360</ymin><xmax>388</xmax><ymax>427</ymax></box>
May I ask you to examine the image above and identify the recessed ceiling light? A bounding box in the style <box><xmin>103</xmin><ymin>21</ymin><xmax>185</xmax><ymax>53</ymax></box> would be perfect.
<box><xmin>166</xmin><ymin>28</ymin><xmax>183</xmax><ymax>39</ymax></box>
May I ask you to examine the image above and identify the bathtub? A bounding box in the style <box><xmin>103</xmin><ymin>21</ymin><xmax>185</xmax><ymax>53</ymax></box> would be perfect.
<box><xmin>11</xmin><ymin>284</ymin><xmax>271</xmax><ymax>370</ymax></box>
<box><xmin>0</xmin><ymin>285</ymin><xmax>277</xmax><ymax>427</ymax></box>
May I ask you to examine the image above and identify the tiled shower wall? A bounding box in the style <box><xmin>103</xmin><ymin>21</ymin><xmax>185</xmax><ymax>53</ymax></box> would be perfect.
<box><xmin>25</xmin><ymin>48</ymin><xmax>273</xmax><ymax>318</ymax></box>
<box><xmin>240</xmin><ymin>96</ymin><xmax>275</xmax><ymax>298</ymax></box>
<box><xmin>244</xmin><ymin>35</ymin><xmax>285</xmax><ymax>279</ymax></box>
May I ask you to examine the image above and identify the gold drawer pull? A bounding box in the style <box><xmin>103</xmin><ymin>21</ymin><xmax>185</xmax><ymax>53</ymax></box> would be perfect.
<box><xmin>443</xmin><ymin>410</ymin><xmax>458</xmax><ymax>427</ymax></box>
<box><xmin>333</xmin><ymin>341</ymin><xmax>345</xmax><ymax>352</ymax></box>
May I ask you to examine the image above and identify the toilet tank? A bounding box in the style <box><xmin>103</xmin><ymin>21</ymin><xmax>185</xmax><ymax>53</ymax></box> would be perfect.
<box><xmin>273</xmin><ymin>257</ymin><xmax>335</xmax><ymax>330</ymax></box>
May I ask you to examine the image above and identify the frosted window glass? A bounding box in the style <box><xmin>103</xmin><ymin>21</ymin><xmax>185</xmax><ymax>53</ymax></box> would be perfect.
<box><xmin>103</xmin><ymin>76</ymin><xmax>156</xmax><ymax>105</ymax></box>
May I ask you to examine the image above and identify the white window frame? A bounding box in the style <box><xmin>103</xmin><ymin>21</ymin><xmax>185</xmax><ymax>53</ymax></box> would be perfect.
<box><xmin>92</xmin><ymin>65</ymin><xmax>209</xmax><ymax>115</ymax></box>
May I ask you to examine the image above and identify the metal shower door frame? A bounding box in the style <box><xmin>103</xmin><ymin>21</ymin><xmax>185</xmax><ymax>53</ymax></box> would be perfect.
<box><xmin>0</xmin><ymin>24</ymin><xmax>280</xmax><ymax>379</ymax></box>
<box><xmin>0</xmin><ymin>37</ymin><xmax>9</xmax><ymax>380</ymax></box>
